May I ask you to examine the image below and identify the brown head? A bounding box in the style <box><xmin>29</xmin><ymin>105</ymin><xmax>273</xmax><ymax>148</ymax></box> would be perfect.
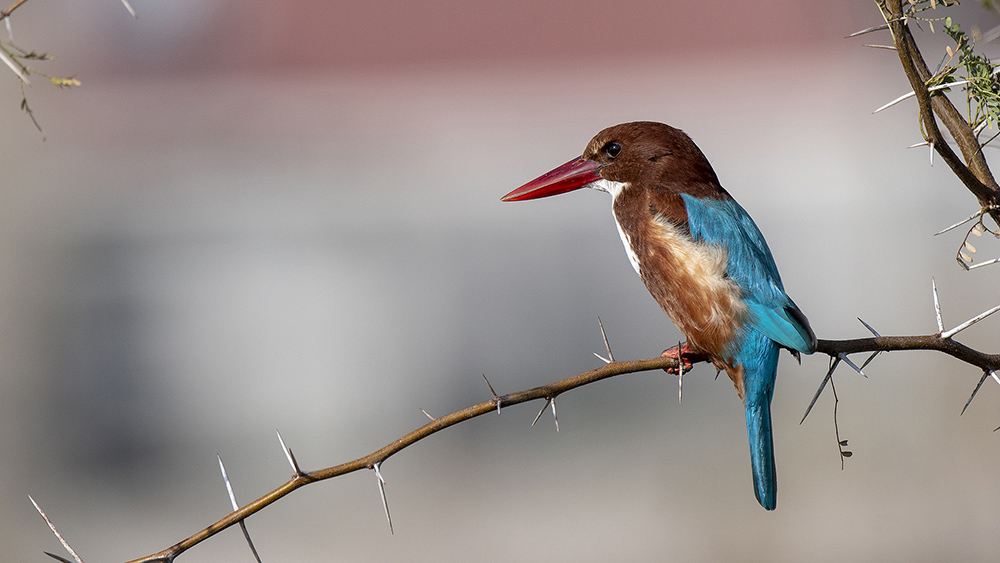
<box><xmin>501</xmin><ymin>121</ymin><xmax>728</xmax><ymax>204</ymax></box>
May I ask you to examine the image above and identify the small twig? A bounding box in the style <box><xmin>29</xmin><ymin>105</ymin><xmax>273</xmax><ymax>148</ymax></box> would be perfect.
<box><xmin>830</xmin><ymin>377</ymin><xmax>852</xmax><ymax>470</ymax></box>
<box><xmin>0</xmin><ymin>0</ymin><xmax>30</xmax><ymax>20</ymax></box>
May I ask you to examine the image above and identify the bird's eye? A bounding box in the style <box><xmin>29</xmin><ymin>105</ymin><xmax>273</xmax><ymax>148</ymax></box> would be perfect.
<box><xmin>605</xmin><ymin>142</ymin><xmax>622</xmax><ymax>158</ymax></box>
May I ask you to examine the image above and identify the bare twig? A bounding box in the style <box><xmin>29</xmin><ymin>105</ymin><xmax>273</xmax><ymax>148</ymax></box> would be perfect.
<box><xmin>0</xmin><ymin>0</ymin><xmax>30</xmax><ymax>21</ymax></box>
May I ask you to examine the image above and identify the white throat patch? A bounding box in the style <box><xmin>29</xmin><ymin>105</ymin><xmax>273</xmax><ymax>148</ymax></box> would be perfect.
<box><xmin>586</xmin><ymin>178</ymin><xmax>640</xmax><ymax>275</ymax></box>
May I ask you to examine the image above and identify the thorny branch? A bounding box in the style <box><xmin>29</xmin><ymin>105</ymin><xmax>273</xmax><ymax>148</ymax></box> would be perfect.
<box><xmin>82</xmin><ymin>323</ymin><xmax>995</xmax><ymax>563</ymax></box>
<box><xmin>877</xmin><ymin>0</ymin><xmax>1000</xmax><ymax>225</ymax></box>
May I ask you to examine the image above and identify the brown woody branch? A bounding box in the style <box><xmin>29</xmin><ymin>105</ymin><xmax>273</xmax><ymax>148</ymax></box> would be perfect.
<box><xmin>119</xmin><ymin>333</ymin><xmax>998</xmax><ymax>563</ymax></box>
<box><xmin>883</xmin><ymin>0</ymin><xmax>1000</xmax><ymax>224</ymax></box>
<box><xmin>0</xmin><ymin>0</ymin><xmax>30</xmax><ymax>21</ymax></box>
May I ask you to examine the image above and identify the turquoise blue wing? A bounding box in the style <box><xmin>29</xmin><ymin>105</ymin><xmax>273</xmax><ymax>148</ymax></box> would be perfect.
<box><xmin>680</xmin><ymin>194</ymin><xmax>816</xmax><ymax>354</ymax></box>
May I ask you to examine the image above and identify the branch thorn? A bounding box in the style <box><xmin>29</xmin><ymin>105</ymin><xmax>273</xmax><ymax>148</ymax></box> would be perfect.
<box><xmin>29</xmin><ymin>495</ymin><xmax>85</xmax><ymax>563</ymax></box>
<box><xmin>482</xmin><ymin>373</ymin><xmax>503</xmax><ymax>414</ymax></box>
<box><xmin>217</xmin><ymin>455</ymin><xmax>262</xmax><ymax>563</ymax></box>
<box><xmin>847</xmin><ymin>22</ymin><xmax>890</xmax><ymax>37</ymax></box>
<box><xmin>276</xmin><ymin>429</ymin><xmax>303</xmax><ymax>476</ymax></box>
<box><xmin>597</xmin><ymin>316</ymin><xmax>615</xmax><ymax>363</ymax></box>
<box><xmin>420</xmin><ymin>408</ymin><xmax>435</xmax><ymax>421</ymax></box>
<box><xmin>838</xmin><ymin>353</ymin><xmax>868</xmax><ymax>378</ymax></box>
<box><xmin>941</xmin><ymin>304</ymin><xmax>1000</xmax><ymax>339</ymax></box>
<box><xmin>935</xmin><ymin>210</ymin><xmax>982</xmax><ymax>236</ymax></box>
<box><xmin>372</xmin><ymin>462</ymin><xmax>393</xmax><ymax>535</ymax></box>
<box><xmin>120</xmin><ymin>0</ymin><xmax>137</xmax><ymax>18</ymax></box>
<box><xmin>961</xmin><ymin>371</ymin><xmax>991</xmax><ymax>416</ymax></box>
<box><xmin>531</xmin><ymin>398</ymin><xmax>559</xmax><ymax>431</ymax></box>
<box><xmin>801</xmin><ymin>356</ymin><xmax>840</xmax><ymax>424</ymax></box>
<box><xmin>676</xmin><ymin>340</ymin><xmax>684</xmax><ymax>404</ymax></box>
<box><xmin>932</xmin><ymin>278</ymin><xmax>944</xmax><ymax>332</ymax></box>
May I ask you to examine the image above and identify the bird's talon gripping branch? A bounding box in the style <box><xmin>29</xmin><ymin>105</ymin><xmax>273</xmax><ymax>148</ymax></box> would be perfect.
<box><xmin>660</xmin><ymin>342</ymin><xmax>704</xmax><ymax>375</ymax></box>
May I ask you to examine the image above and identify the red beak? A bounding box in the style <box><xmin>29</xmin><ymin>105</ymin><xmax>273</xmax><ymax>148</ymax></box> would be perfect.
<box><xmin>501</xmin><ymin>157</ymin><xmax>603</xmax><ymax>201</ymax></box>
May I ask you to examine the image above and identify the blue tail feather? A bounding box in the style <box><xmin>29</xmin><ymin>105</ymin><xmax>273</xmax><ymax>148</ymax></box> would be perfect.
<box><xmin>736</xmin><ymin>332</ymin><xmax>781</xmax><ymax>510</ymax></box>
<box><xmin>746</xmin><ymin>399</ymin><xmax>777</xmax><ymax>510</ymax></box>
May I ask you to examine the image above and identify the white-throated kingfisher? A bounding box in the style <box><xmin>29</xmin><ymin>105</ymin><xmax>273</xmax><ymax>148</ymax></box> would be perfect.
<box><xmin>501</xmin><ymin>121</ymin><xmax>816</xmax><ymax>510</ymax></box>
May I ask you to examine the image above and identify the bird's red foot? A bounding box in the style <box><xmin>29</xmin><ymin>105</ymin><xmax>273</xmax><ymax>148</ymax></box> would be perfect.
<box><xmin>661</xmin><ymin>342</ymin><xmax>704</xmax><ymax>374</ymax></box>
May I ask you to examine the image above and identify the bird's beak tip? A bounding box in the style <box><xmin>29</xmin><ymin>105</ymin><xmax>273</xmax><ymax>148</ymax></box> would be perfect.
<box><xmin>501</xmin><ymin>157</ymin><xmax>602</xmax><ymax>202</ymax></box>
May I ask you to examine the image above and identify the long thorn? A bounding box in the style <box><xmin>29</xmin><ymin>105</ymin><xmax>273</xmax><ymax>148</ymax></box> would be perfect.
<box><xmin>218</xmin><ymin>455</ymin><xmax>239</xmax><ymax>510</ymax></box>
<box><xmin>593</xmin><ymin>352</ymin><xmax>611</xmax><ymax>364</ymax></box>
<box><xmin>531</xmin><ymin>399</ymin><xmax>551</xmax><ymax>428</ymax></box>
<box><xmin>120</xmin><ymin>0</ymin><xmax>137</xmax><ymax>18</ymax></box>
<box><xmin>276</xmin><ymin>430</ymin><xmax>303</xmax><ymax>476</ymax></box>
<box><xmin>932</xmin><ymin>278</ymin><xmax>944</xmax><ymax>332</ymax></box>
<box><xmin>873</xmin><ymin>80</ymin><xmax>969</xmax><ymax>113</ymax></box>
<box><xmin>856</xmin><ymin>318</ymin><xmax>882</xmax><ymax>370</ymax></box>
<box><xmin>218</xmin><ymin>456</ymin><xmax>262</xmax><ymax>562</ymax></box>
<box><xmin>29</xmin><ymin>496</ymin><xmax>85</xmax><ymax>563</ymax></box>
<box><xmin>839</xmin><ymin>353</ymin><xmax>867</xmax><ymax>378</ymax></box>
<box><xmin>676</xmin><ymin>340</ymin><xmax>684</xmax><ymax>404</ymax></box>
<box><xmin>968</xmin><ymin>256</ymin><xmax>1000</xmax><ymax>270</ymax></box>
<box><xmin>857</xmin><ymin>317</ymin><xmax>882</xmax><ymax>337</ymax></box>
<box><xmin>0</xmin><ymin>48</ymin><xmax>27</xmax><ymax>83</ymax></box>
<box><xmin>597</xmin><ymin>317</ymin><xmax>615</xmax><ymax>363</ymax></box>
<box><xmin>482</xmin><ymin>373</ymin><xmax>503</xmax><ymax>414</ymax></box>
<box><xmin>801</xmin><ymin>357</ymin><xmax>840</xmax><ymax>424</ymax></box>
<box><xmin>961</xmin><ymin>371</ymin><xmax>991</xmax><ymax>416</ymax></box>
<box><xmin>372</xmin><ymin>462</ymin><xmax>393</xmax><ymax>534</ymax></box>
<box><xmin>941</xmin><ymin>304</ymin><xmax>1000</xmax><ymax>339</ymax></box>
<box><xmin>550</xmin><ymin>398</ymin><xmax>559</xmax><ymax>432</ymax></box>
<box><xmin>420</xmin><ymin>408</ymin><xmax>435</xmax><ymax>421</ymax></box>
<box><xmin>858</xmin><ymin>350</ymin><xmax>881</xmax><ymax>371</ymax></box>
<box><xmin>934</xmin><ymin>210</ymin><xmax>982</xmax><ymax>236</ymax></box>
<box><xmin>847</xmin><ymin>22</ymin><xmax>890</xmax><ymax>37</ymax></box>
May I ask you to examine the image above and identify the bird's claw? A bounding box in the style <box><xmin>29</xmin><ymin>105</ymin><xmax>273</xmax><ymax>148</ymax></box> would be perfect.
<box><xmin>661</xmin><ymin>342</ymin><xmax>700</xmax><ymax>374</ymax></box>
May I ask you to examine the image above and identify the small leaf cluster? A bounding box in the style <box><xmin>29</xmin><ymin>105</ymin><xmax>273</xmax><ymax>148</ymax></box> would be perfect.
<box><xmin>939</xmin><ymin>17</ymin><xmax>1000</xmax><ymax>140</ymax></box>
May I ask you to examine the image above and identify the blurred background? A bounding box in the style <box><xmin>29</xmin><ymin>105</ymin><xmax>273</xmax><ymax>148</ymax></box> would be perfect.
<box><xmin>1</xmin><ymin>0</ymin><xmax>999</xmax><ymax>561</ymax></box>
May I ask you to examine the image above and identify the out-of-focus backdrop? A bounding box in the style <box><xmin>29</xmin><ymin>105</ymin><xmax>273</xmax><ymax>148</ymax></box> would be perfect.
<box><xmin>2</xmin><ymin>1</ymin><xmax>999</xmax><ymax>561</ymax></box>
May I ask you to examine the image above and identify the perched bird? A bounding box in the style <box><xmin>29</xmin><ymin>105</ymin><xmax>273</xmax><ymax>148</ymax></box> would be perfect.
<box><xmin>501</xmin><ymin>121</ymin><xmax>816</xmax><ymax>510</ymax></box>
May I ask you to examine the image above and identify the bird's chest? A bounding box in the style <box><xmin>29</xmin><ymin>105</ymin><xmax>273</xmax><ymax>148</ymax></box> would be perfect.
<box><xmin>613</xmin><ymin>211</ymin><xmax>746</xmax><ymax>358</ymax></box>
